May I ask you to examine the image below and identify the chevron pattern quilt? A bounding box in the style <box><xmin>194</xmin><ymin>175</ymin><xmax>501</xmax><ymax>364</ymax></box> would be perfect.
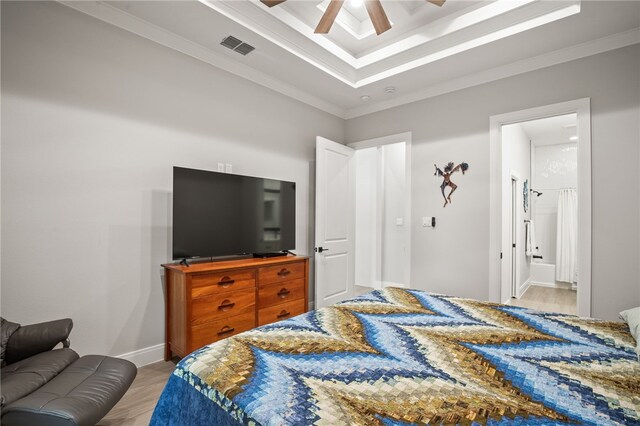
<box><xmin>151</xmin><ymin>288</ymin><xmax>640</xmax><ymax>425</ymax></box>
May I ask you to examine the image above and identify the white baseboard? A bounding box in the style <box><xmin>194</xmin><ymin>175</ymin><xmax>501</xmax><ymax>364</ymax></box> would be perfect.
<box><xmin>530</xmin><ymin>281</ymin><xmax>556</xmax><ymax>288</ymax></box>
<box><xmin>530</xmin><ymin>281</ymin><xmax>575</xmax><ymax>290</ymax></box>
<box><xmin>517</xmin><ymin>278</ymin><xmax>532</xmax><ymax>298</ymax></box>
<box><xmin>116</xmin><ymin>343</ymin><xmax>165</xmax><ymax>368</ymax></box>
<box><xmin>382</xmin><ymin>281</ymin><xmax>406</xmax><ymax>288</ymax></box>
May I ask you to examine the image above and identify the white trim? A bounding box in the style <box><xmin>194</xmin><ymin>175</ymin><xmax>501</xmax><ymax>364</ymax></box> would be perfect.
<box><xmin>58</xmin><ymin>0</ymin><xmax>346</xmax><ymax>118</ymax></box>
<box><xmin>517</xmin><ymin>277</ymin><xmax>532</xmax><ymax>299</ymax></box>
<box><xmin>348</xmin><ymin>132</ymin><xmax>413</xmax><ymax>150</ymax></box>
<box><xmin>116</xmin><ymin>343</ymin><xmax>165</xmax><ymax>368</ymax></box>
<box><xmin>345</xmin><ymin>28</ymin><xmax>639</xmax><ymax>119</ymax></box>
<box><xmin>55</xmin><ymin>1</ymin><xmax>639</xmax><ymax>120</ymax></box>
<box><xmin>530</xmin><ymin>281</ymin><xmax>556</xmax><ymax>288</ymax></box>
<box><xmin>348</xmin><ymin>132</ymin><xmax>412</xmax><ymax>290</ymax></box>
<box><xmin>201</xmin><ymin>0</ymin><xmax>580</xmax><ymax>85</ymax></box>
<box><xmin>530</xmin><ymin>281</ymin><xmax>574</xmax><ymax>290</ymax></box>
<box><xmin>489</xmin><ymin>98</ymin><xmax>591</xmax><ymax>317</ymax></box>
<box><xmin>507</xmin><ymin>171</ymin><xmax>522</xmax><ymax>301</ymax></box>
<box><xmin>383</xmin><ymin>281</ymin><xmax>407</xmax><ymax>289</ymax></box>
<box><xmin>376</xmin><ymin>149</ymin><xmax>384</xmax><ymax>289</ymax></box>
<box><xmin>529</xmin><ymin>279</ymin><xmax>556</xmax><ymax>287</ymax></box>
<box><xmin>354</xmin><ymin>1</ymin><xmax>582</xmax><ymax>87</ymax></box>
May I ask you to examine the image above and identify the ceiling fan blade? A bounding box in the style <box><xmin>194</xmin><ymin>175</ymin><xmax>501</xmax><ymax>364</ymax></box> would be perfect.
<box><xmin>365</xmin><ymin>0</ymin><xmax>391</xmax><ymax>35</ymax></box>
<box><xmin>315</xmin><ymin>0</ymin><xmax>345</xmax><ymax>34</ymax></box>
<box><xmin>260</xmin><ymin>0</ymin><xmax>287</xmax><ymax>7</ymax></box>
<box><xmin>427</xmin><ymin>0</ymin><xmax>446</xmax><ymax>6</ymax></box>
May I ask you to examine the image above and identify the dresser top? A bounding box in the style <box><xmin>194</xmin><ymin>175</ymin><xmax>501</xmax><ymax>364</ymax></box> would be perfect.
<box><xmin>163</xmin><ymin>255</ymin><xmax>308</xmax><ymax>274</ymax></box>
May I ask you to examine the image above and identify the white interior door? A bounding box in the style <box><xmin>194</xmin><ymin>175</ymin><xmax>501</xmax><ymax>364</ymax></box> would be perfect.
<box><xmin>315</xmin><ymin>136</ymin><xmax>355</xmax><ymax>309</ymax></box>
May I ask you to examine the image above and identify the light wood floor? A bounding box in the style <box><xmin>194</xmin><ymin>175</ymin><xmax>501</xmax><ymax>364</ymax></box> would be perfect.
<box><xmin>509</xmin><ymin>285</ymin><xmax>577</xmax><ymax>315</ymax></box>
<box><xmin>99</xmin><ymin>360</ymin><xmax>176</xmax><ymax>425</ymax></box>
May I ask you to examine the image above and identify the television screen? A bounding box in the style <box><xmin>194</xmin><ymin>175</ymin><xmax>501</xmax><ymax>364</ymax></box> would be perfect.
<box><xmin>172</xmin><ymin>167</ymin><xmax>295</xmax><ymax>259</ymax></box>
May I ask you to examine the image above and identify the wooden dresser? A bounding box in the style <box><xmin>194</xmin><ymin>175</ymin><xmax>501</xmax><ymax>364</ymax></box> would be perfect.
<box><xmin>163</xmin><ymin>255</ymin><xmax>309</xmax><ymax>360</ymax></box>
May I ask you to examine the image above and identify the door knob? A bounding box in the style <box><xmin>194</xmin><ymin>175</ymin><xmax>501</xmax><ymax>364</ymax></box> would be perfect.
<box><xmin>315</xmin><ymin>247</ymin><xmax>330</xmax><ymax>253</ymax></box>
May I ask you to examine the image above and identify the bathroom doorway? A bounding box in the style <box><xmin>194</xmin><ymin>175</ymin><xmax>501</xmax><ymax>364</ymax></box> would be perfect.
<box><xmin>501</xmin><ymin>114</ymin><xmax>578</xmax><ymax>314</ymax></box>
<box><xmin>489</xmin><ymin>99</ymin><xmax>591</xmax><ymax>317</ymax></box>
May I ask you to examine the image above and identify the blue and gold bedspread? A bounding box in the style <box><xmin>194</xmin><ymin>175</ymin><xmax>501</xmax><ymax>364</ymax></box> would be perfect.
<box><xmin>151</xmin><ymin>288</ymin><xmax>640</xmax><ymax>425</ymax></box>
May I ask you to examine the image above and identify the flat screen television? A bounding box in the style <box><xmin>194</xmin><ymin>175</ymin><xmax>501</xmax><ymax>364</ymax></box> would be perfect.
<box><xmin>172</xmin><ymin>167</ymin><xmax>296</xmax><ymax>260</ymax></box>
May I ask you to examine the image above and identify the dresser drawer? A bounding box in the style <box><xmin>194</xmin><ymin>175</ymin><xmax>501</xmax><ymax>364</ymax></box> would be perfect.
<box><xmin>191</xmin><ymin>312</ymin><xmax>255</xmax><ymax>349</ymax></box>
<box><xmin>258</xmin><ymin>279</ymin><xmax>305</xmax><ymax>308</ymax></box>
<box><xmin>258</xmin><ymin>262</ymin><xmax>305</xmax><ymax>285</ymax></box>
<box><xmin>258</xmin><ymin>299</ymin><xmax>306</xmax><ymax>326</ymax></box>
<box><xmin>191</xmin><ymin>270</ymin><xmax>255</xmax><ymax>297</ymax></box>
<box><xmin>192</xmin><ymin>287</ymin><xmax>255</xmax><ymax>325</ymax></box>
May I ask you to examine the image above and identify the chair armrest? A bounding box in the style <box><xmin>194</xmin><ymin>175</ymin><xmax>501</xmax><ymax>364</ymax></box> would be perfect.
<box><xmin>4</xmin><ymin>318</ymin><xmax>73</xmax><ymax>364</ymax></box>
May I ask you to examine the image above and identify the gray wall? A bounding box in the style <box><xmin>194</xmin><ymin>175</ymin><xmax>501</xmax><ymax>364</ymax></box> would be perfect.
<box><xmin>346</xmin><ymin>45</ymin><xmax>640</xmax><ymax>320</ymax></box>
<box><xmin>1</xmin><ymin>2</ymin><xmax>344</xmax><ymax>357</ymax></box>
<box><xmin>2</xmin><ymin>0</ymin><xmax>638</xmax><ymax>365</ymax></box>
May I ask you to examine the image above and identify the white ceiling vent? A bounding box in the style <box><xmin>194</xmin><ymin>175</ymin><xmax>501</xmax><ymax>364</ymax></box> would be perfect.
<box><xmin>220</xmin><ymin>36</ymin><xmax>255</xmax><ymax>56</ymax></box>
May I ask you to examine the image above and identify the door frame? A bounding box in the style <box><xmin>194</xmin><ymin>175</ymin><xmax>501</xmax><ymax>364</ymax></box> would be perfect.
<box><xmin>348</xmin><ymin>132</ymin><xmax>412</xmax><ymax>289</ymax></box>
<box><xmin>509</xmin><ymin>173</ymin><xmax>520</xmax><ymax>300</ymax></box>
<box><xmin>489</xmin><ymin>98</ymin><xmax>591</xmax><ymax>317</ymax></box>
<box><xmin>501</xmin><ymin>170</ymin><xmax>522</xmax><ymax>303</ymax></box>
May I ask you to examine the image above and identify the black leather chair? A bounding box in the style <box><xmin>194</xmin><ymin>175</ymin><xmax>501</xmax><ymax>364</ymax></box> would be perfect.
<box><xmin>1</xmin><ymin>317</ymin><xmax>137</xmax><ymax>426</ymax></box>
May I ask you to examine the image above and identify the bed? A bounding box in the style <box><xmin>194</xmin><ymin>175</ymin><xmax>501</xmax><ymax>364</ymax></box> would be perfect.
<box><xmin>150</xmin><ymin>288</ymin><xmax>640</xmax><ymax>425</ymax></box>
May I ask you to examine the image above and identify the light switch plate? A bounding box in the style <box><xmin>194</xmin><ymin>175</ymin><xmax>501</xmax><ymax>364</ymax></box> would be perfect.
<box><xmin>396</xmin><ymin>218</ymin><xmax>403</xmax><ymax>226</ymax></box>
<box><xmin>217</xmin><ymin>163</ymin><xmax>225</xmax><ymax>172</ymax></box>
<box><xmin>422</xmin><ymin>217</ymin><xmax>433</xmax><ymax>227</ymax></box>
<box><xmin>225</xmin><ymin>163</ymin><xmax>233</xmax><ymax>173</ymax></box>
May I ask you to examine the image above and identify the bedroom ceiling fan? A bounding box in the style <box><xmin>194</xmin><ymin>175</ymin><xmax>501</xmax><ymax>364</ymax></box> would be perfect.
<box><xmin>260</xmin><ymin>0</ymin><xmax>446</xmax><ymax>36</ymax></box>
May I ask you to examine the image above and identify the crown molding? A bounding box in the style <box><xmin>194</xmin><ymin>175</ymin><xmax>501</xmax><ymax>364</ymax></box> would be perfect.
<box><xmin>58</xmin><ymin>1</ymin><xmax>347</xmax><ymax>118</ymax></box>
<box><xmin>205</xmin><ymin>0</ymin><xmax>582</xmax><ymax>88</ymax></box>
<box><xmin>56</xmin><ymin>2</ymin><xmax>639</xmax><ymax>122</ymax></box>
<box><xmin>344</xmin><ymin>27</ymin><xmax>640</xmax><ymax>119</ymax></box>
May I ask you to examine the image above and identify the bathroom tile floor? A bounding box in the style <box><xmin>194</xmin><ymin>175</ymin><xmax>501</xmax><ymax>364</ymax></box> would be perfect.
<box><xmin>510</xmin><ymin>285</ymin><xmax>577</xmax><ymax>315</ymax></box>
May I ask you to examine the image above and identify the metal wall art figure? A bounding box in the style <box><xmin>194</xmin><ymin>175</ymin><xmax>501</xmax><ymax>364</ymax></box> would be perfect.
<box><xmin>434</xmin><ymin>162</ymin><xmax>469</xmax><ymax>207</ymax></box>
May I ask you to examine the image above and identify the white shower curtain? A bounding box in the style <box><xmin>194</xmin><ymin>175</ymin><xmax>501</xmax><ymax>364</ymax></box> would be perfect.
<box><xmin>556</xmin><ymin>189</ymin><xmax>578</xmax><ymax>283</ymax></box>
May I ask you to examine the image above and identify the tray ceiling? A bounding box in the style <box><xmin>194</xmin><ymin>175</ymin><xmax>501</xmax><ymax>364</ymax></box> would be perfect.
<box><xmin>203</xmin><ymin>0</ymin><xmax>583</xmax><ymax>86</ymax></box>
<box><xmin>63</xmin><ymin>1</ymin><xmax>640</xmax><ymax>118</ymax></box>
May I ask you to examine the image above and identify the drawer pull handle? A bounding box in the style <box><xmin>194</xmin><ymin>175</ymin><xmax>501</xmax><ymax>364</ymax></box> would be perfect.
<box><xmin>218</xmin><ymin>277</ymin><xmax>235</xmax><ymax>286</ymax></box>
<box><xmin>218</xmin><ymin>300</ymin><xmax>236</xmax><ymax>311</ymax></box>
<box><xmin>277</xmin><ymin>268</ymin><xmax>290</xmax><ymax>277</ymax></box>
<box><xmin>277</xmin><ymin>288</ymin><xmax>290</xmax><ymax>298</ymax></box>
<box><xmin>217</xmin><ymin>326</ymin><xmax>235</xmax><ymax>336</ymax></box>
<box><xmin>277</xmin><ymin>310</ymin><xmax>291</xmax><ymax>319</ymax></box>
